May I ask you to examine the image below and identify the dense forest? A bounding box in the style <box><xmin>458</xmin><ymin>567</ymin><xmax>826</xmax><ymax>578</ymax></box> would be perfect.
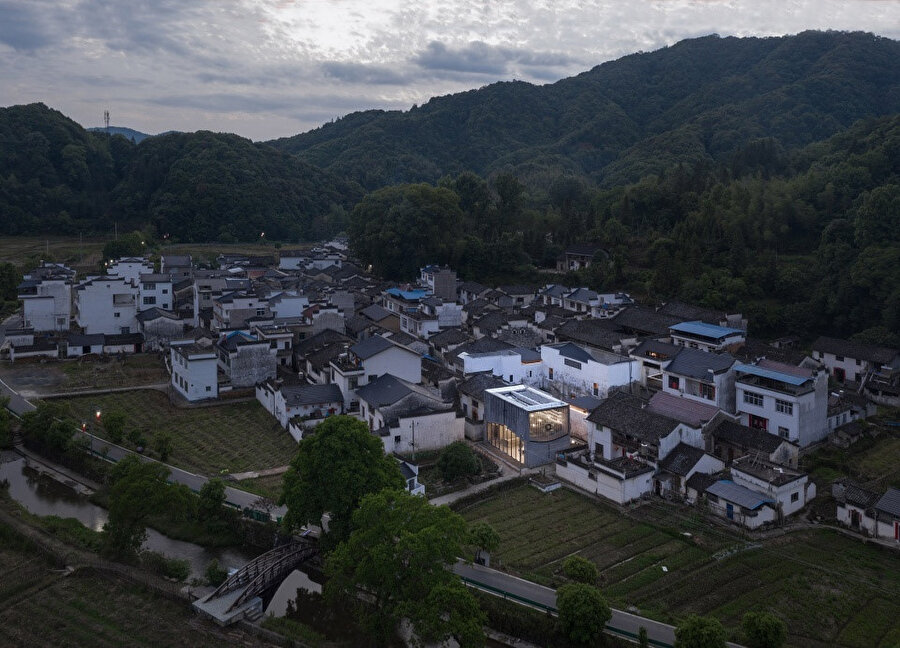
<box><xmin>1</xmin><ymin>31</ymin><xmax>898</xmax><ymax>342</ymax></box>
<box><xmin>349</xmin><ymin>114</ymin><xmax>900</xmax><ymax>343</ymax></box>
<box><xmin>272</xmin><ymin>31</ymin><xmax>900</xmax><ymax>191</ymax></box>
<box><xmin>0</xmin><ymin>104</ymin><xmax>361</xmax><ymax>241</ymax></box>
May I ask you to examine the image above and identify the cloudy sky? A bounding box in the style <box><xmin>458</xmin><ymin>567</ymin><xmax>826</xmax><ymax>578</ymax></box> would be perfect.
<box><xmin>1</xmin><ymin>0</ymin><xmax>898</xmax><ymax>141</ymax></box>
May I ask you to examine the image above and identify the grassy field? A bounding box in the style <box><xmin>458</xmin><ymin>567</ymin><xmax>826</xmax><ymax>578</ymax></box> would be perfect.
<box><xmin>459</xmin><ymin>484</ymin><xmax>900</xmax><ymax>647</ymax></box>
<box><xmin>59</xmin><ymin>355</ymin><xmax>169</xmax><ymax>391</ymax></box>
<box><xmin>803</xmin><ymin>428</ymin><xmax>900</xmax><ymax>490</ymax></box>
<box><xmin>58</xmin><ymin>390</ymin><xmax>298</xmax><ymax>477</ymax></box>
<box><xmin>0</xmin><ymin>524</ymin><xmax>274</xmax><ymax>647</ymax></box>
<box><xmin>0</xmin><ymin>236</ymin><xmax>108</xmax><ymax>274</ymax></box>
<box><xmin>236</xmin><ymin>473</ymin><xmax>285</xmax><ymax>502</ymax></box>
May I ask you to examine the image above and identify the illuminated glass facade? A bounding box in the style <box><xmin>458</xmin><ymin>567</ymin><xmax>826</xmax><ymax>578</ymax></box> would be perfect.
<box><xmin>484</xmin><ymin>386</ymin><xmax>571</xmax><ymax>467</ymax></box>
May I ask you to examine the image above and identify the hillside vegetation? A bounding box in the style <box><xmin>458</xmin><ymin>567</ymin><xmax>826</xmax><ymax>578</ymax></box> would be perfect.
<box><xmin>273</xmin><ymin>31</ymin><xmax>900</xmax><ymax>191</ymax></box>
<box><xmin>0</xmin><ymin>104</ymin><xmax>362</xmax><ymax>241</ymax></box>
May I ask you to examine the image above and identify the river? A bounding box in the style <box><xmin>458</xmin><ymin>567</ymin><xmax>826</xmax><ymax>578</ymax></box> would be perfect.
<box><xmin>0</xmin><ymin>449</ymin><xmax>316</xmax><ymax>617</ymax></box>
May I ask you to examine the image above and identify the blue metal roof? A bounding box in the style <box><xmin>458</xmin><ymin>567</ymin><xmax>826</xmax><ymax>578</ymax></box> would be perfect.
<box><xmin>386</xmin><ymin>287</ymin><xmax>430</xmax><ymax>300</ymax></box>
<box><xmin>669</xmin><ymin>320</ymin><xmax>744</xmax><ymax>339</ymax></box>
<box><xmin>734</xmin><ymin>362</ymin><xmax>809</xmax><ymax>386</ymax></box>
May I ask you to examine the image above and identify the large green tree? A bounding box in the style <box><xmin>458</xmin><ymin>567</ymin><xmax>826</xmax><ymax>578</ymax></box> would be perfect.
<box><xmin>349</xmin><ymin>183</ymin><xmax>466</xmax><ymax>280</ymax></box>
<box><xmin>674</xmin><ymin>615</ymin><xmax>727</xmax><ymax>648</ymax></box>
<box><xmin>563</xmin><ymin>555</ymin><xmax>599</xmax><ymax>585</ymax></box>
<box><xmin>279</xmin><ymin>415</ymin><xmax>404</xmax><ymax>545</ymax></box>
<box><xmin>102</xmin><ymin>455</ymin><xmax>172</xmax><ymax>557</ymax></box>
<box><xmin>326</xmin><ymin>489</ymin><xmax>485</xmax><ymax>647</ymax></box>
<box><xmin>556</xmin><ymin>582</ymin><xmax>611</xmax><ymax>645</ymax></box>
<box><xmin>468</xmin><ymin>521</ymin><xmax>500</xmax><ymax>564</ymax></box>
<box><xmin>20</xmin><ymin>401</ymin><xmax>76</xmax><ymax>456</ymax></box>
<box><xmin>742</xmin><ymin>611</ymin><xmax>787</xmax><ymax>648</ymax></box>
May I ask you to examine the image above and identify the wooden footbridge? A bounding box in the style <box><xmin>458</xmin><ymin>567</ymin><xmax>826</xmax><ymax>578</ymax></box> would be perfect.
<box><xmin>193</xmin><ymin>539</ymin><xmax>318</xmax><ymax>625</ymax></box>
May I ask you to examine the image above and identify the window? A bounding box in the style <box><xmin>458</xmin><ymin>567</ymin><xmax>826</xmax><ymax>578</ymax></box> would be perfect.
<box><xmin>743</xmin><ymin>391</ymin><xmax>764</xmax><ymax>407</ymax></box>
<box><xmin>256</xmin><ymin>308</ymin><xmax>266</xmax><ymax>316</ymax></box>
<box><xmin>689</xmin><ymin>342</ymin><xmax>699</xmax><ymax>349</ymax></box>
<box><xmin>594</xmin><ymin>442</ymin><xmax>604</xmax><ymax>458</ymax></box>
<box><xmin>162</xmin><ymin>289</ymin><xmax>169</xmax><ymax>294</ymax></box>
<box><xmin>144</xmin><ymin>282</ymin><xmax>156</xmax><ymax>290</ymax></box>
<box><xmin>699</xmin><ymin>383</ymin><xmax>716</xmax><ymax>401</ymax></box>
<box><xmin>592</xmin><ymin>383</ymin><xmax>599</xmax><ymax>397</ymax></box>
<box><xmin>855</xmin><ymin>358</ymin><xmax>861</xmax><ymax>366</ymax></box>
<box><xmin>790</xmin><ymin>492</ymin><xmax>799</xmax><ymax>503</ymax></box>
<box><xmin>548</xmin><ymin>368</ymin><xmax>554</xmax><ymax>380</ymax></box>
<box><xmin>142</xmin><ymin>296</ymin><xmax>156</xmax><ymax>305</ymax></box>
<box><xmin>564</xmin><ymin>358</ymin><xmax>582</xmax><ymax>370</ymax></box>
<box><xmin>205</xmin><ymin>386</ymin><xmax>211</xmax><ymax>392</ymax></box>
<box><xmin>778</xmin><ymin>426</ymin><xmax>789</xmax><ymax>439</ymax></box>
<box><xmin>668</xmin><ymin>376</ymin><xmax>680</xmax><ymax>390</ymax></box>
<box><xmin>509</xmin><ymin>375</ymin><xmax>513</xmax><ymax>382</ymax></box>
<box><xmin>775</xmin><ymin>399</ymin><xmax>793</xmax><ymax>415</ymax></box>
<box><xmin>394</xmin><ymin>435</ymin><xmax>401</xmax><ymax>443</ymax></box>
<box><xmin>114</xmin><ymin>312</ymin><xmax>121</xmax><ymax>318</ymax></box>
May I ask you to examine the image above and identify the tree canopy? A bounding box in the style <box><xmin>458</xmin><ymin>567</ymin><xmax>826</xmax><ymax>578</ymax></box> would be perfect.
<box><xmin>674</xmin><ymin>615</ymin><xmax>728</xmax><ymax>648</ymax></box>
<box><xmin>102</xmin><ymin>455</ymin><xmax>172</xmax><ymax>556</ymax></box>
<box><xmin>278</xmin><ymin>415</ymin><xmax>405</xmax><ymax>545</ymax></box>
<box><xmin>742</xmin><ymin>611</ymin><xmax>787</xmax><ymax>648</ymax></box>
<box><xmin>556</xmin><ymin>582</ymin><xmax>611</xmax><ymax>645</ymax></box>
<box><xmin>325</xmin><ymin>488</ymin><xmax>484</xmax><ymax>647</ymax></box>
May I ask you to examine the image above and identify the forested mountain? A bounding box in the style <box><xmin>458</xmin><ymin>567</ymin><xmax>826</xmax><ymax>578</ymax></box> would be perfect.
<box><xmin>271</xmin><ymin>31</ymin><xmax>900</xmax><ymax>191</ymax></box>
<box><xmin>348</xmin><ymin>114</ymin><xmax>900</xmax><ymax>342</ymax></box>
<box><xmin>86</xmin><ymin>126</ymin><xmax>153</xmax><ymax>143</ymax></box>
<box><xmin>0</xmin><ymin>104</ymin><xmax>362</xmax><ymax>241</ymax></box>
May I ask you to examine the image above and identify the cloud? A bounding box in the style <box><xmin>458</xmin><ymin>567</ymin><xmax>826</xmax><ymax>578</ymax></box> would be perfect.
<box><xmin>0</xmin><ymin>0</ymin><xmax>898</xmax><ymax>139</ymax></box>
<box><xmin>0</xmin><ymin>1</ymin><xmax>55</xmax><ymax>51</ymax></box>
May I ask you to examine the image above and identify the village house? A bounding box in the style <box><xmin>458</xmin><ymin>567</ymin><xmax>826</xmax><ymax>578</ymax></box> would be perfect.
<box><xmin>329</xmin><ymin>335</ymin><xmax>422</xmax><ymax>412</ymax></box>
<box><xmin>74</xmin><ymin>276</ymin><xmax>139</xmax><ymax>335</ymax></box>
<box><xmin>457</xmin><ymin>345</ymin><xmax>541</xmax><ymax>385</ymax></box>
<box><xmin>137</xmin><ymin>308</ymin><xmax>187</xmax><ymax>350</ymax></box>
<box><xmin>216</xmin><ymin>331</ymin><xmax>276</xmax><ymax>388</ymax></box>
<box><xmin>708</xmin><ymin>418</ymin><xmax>799</xmax><ymax>467</ymax></box>
<box><xmin>540</xmin><ymin>341</ymin><xmax>637</xmax><ymax>399</ymax></box>
<box><xmin>65</xmin><ymin>333</ymin><xmax>105</xmax><ymax>358</ymax></box>
<box><xmin>734</xmin><ymin>360</ymin><xmax>828</xmax><ymax>447</ymax></box>
<box><xmin>458</xmin><ymin>372</ymin><xmax>508</xmax><ymax>440</ymax></box>
<box><xmin>17</xmin><ymin>264</ymin><xmax>74</xmax><ymax>333</ymax></box>
<box><xmin>170</xmin><ymin>340</ymin><xmax>218</xmax><ymax>401</ymax></box>
<box><xmin>629</xmin><ymin>339</ymin><xmax>681</xmax><ymax>390</ymax></box>
<box><xmin>556</xmin><ymin>243</ymin><xmax>604</xmax><ymax>272</ymax></box>
<box><xmin>668</xmin><ymin>321</ymin><xmax>746</xmax><ymax>352</ymax></box>
<box><xmin>661</xmin><ymin>348</ymin><xmax>737</xmax><ymax>413</ymax></box>
<box><xmin>356</xmin><ymin>374</ymin><xmax>463</xmax><ymax>455</ymax></box>
<box><xmin>729</xmin><ymin>456</ymin><xmax>815</xmax><ymax>517</ymax></box>
<box><xmin>107</xmin><ymin>257</ymin><xmax>153</xmax><ymax>285</ymax></box>
<box><xmin>418</xmin><ymin>265</ymin><xmax>457</xmax><ymax>301</ymax></box>
<box><xmin>256</xmin><ymin>379</ymin><xmax>343</xmax><ymax>432</ymax></box>
<box><xmin>655</xmin><ymin>443</ymin><xmax>725</xmax><ymax>498</ymax></box>
<box><xmin>812</xmin><ymin>336</ymin><xmax>900</xmax><ymax>384</ymax></box>
<box><xmin>138</xmin><ymin>273</ymin><xmax>173</xmax><ymax>311</ymax></box>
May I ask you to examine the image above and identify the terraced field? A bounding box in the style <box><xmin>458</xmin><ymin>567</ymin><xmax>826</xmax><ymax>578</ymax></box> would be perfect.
<box><xmin>0</xmin><ymin>522</ymin><xmax>274</xmax><ymax>647</ymax></box>
<box><xmin>460</xmin><ymin>484</ymin><xmax>900</xmax><ymax>647</ymax></box>
<box><xmin>58</xmin><ymin>390</ymin><xmax>297</xmax><ymax>477</ymax></box>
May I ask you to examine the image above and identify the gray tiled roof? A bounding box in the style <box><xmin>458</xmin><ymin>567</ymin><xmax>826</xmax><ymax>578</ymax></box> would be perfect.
<box><xmin>659</xmin><ymin>443</ymin><xmax>707</xmax><ymax>476</ymax></box>
<box><xmin>355</xmin><ymin>374</ymin><xmax>413</xmax><ymax>408</ymax></box>
<box><xmin>665</xmin><ymin>348</ymin><xmax>735</xmax><ymax>380</ymax></box>
<box><xmin>351</xmin><ymin>335</ymin><xmax>394</xmax><ymax>359</ymax></box>
<box><xmin>874</xmin><ymin>488</ymin><xmax>900</xmax><ymax>518</ymax></box>
<box><xmin>282</xmin><ymin>383</ymin><xmax>343</xmax><ymax>407</ymax></box>
<box><xmin>710</xmin><ymin>419</ymin><xmax>785</xmax><ymax>454</ymax></box>
<box><xmin>360</xmin><ymin>303</ymin><xmax>392</xmax><ymax>322</ymax></box>
<box><xmin>813</xmin><ymin>336</ymin><xmax>898</xmax><ymax>365</ymax></box>
<box><xmin>587</xmin><ymin>391</ymin><xmax>679</xmax><ymax>442</ymax></box>
<box><xmin>459</xmin><ymin>372</ymin><xmax>508</xmax><ymax>399</ymax></box>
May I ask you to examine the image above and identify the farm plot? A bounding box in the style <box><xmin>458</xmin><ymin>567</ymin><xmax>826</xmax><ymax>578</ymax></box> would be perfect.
<box><xmin>460</xmin><ymin>483</ymin><xmax>900</xmax><ymax>647</ymax></box>
<box><xmin>59</xmin><ymin>390</ymin><xmax>297</xmax><ymax>477</ymax></box>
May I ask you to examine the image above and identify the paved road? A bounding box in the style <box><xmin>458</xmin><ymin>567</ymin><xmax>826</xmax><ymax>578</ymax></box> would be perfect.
<box><xmin>77</xmin><ymin>430</ymin><xmax>287</xmax><ymax>520</ymax></box>
<box><xmin>1</xmin><ymin>372</ymin><xmax>285</xmax><ymax>520</ymax></box>
<box><xmin>454</xmin><ymin>561</ymin><xmax>744</xmax><ymax>648</ymax></box>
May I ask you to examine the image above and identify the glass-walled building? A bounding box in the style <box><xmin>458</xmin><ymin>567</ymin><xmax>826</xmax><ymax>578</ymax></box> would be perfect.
<box><xmin>484</xmin><ymin>385</ymin><xmax>571</xmax><ymax>467</ymax></box>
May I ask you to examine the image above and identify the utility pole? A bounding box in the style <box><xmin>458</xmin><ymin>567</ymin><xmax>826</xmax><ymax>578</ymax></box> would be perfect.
<box><xmin>410</xmin><ymin>420</ymin><xmax>416</xmax><ymax>462</ymax></box>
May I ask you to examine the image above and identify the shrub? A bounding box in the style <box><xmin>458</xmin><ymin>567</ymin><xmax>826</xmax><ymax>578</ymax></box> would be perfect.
<box><xmin>675</xmin><ymin>615</ymin><xmax>727</xmax><ymax>648</ymax></box>
<box><xmin>140</xmin><ymin>550</ymin><xmax>191</xmax><ymax>581</ymax></box>
<box><xmin>742</xmin><ymin>611</ymin><xmax>787</xmax><ymax>648</ymax></box>
<box><xmin>205</xmin><ymin>559</ymin><xmax>228</xmax><ymax>586</ymax></box>
<box><xmin>563</xmin><ymin>555</ymin><xmax>598</xmax><ymax>584</ymax></box>
<box><xmin>438</xmin><ymin>441</ymin><xmax>480</xmax><ymax>482</ymax></box>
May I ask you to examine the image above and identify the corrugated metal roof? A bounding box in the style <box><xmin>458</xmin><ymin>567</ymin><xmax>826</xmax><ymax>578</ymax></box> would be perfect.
<box><xmin>670</xmin><ymin>320</ymin><xmax>744</xmax><ymax>339</ymax></box>
<box><xmin>706</xmin><ymin>480</ymin><xmax>774</xmax><ymax>510</ymax></box>
<box><xmin>734</xmin><ymin>363</ymin><xmax>810</xmax><ymax>386</ymax></box>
